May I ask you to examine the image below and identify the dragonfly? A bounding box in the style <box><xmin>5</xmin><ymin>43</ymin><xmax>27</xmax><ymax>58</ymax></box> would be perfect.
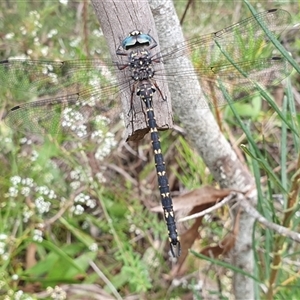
<box><xmin>0</xmin><ymin>9</ymin><xmax>294</xmax><ymax>257</ymax></box>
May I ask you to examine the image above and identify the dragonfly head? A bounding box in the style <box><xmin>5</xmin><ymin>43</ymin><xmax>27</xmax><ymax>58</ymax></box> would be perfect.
<box><xmin>122</xmin><ymin>30</ymin><xmax>155</xmax><ymax>50</ymax></box>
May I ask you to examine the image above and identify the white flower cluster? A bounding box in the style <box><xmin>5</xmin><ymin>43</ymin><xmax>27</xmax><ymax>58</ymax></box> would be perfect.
<box><xmin>8</xmin><ymin>176</ymin><xmax>34</xmax><ymax>199</ymax></box>
<box><xmin>94</xmin><ymin>132</ymin><xmax>117</xmax><ymax>161</ymax></box>
<box><xmin>6</xmin><ymin>176</ymin><xmax>57</xmax><ymax>222</ymax></box>
<box><xmin>47</xmin><ymin>29</ymin><xmax>58</xmax><ymax>39</ymax></box>
<box><xmin>32</xmin><ymin>229</ymin><xmax>43</xmax><ymax>243</ymax></box>
<box><xmin>88</xmin><ymin>243</ymin><xmax>98</xmax><ymax>252</ymax></box>
<box><xmin>19</xmin><ymin>137</ymin><xmax>32</xmax><ymax>145</ymax></box>
<box><xmin>92</xmin><ymin>115</ymin><xmax>117</xmax><ymax>161</ymax></box>
<box><xmin>59</xmin><ymin>0</ymin><xmax>68</xmax><ymax>5</ymax></box>
<box><xmin>36</xmin><ymin>186</ymin><xmax>57</xmax><ymax>199</ymax></box>
<box><xmin>61</xmin><ymin>107</ymin><xmax>87</xmax><ymax>138</ymax></box>
<box><xmin>95</xmin><ymin>171</ymin><xmax>107</xmax><ymax>184</ymax></box>
<box><xmin>30</xmin><ymin>150</ymin><xmax>39</xmax><ymax>162</ymax></box>
<box><xmin>35</xmin><ymin>197</ymin><xmax>51</xmax><ymax>215</ymax></box>
<box><xmin>0</xmin><ymin>234</ymin><xmax>8</xmax><ymax>259</ymax></box>
<box><xmin>10</xmin><ymin>290</ymin><xmax>35</xmax><ymax>300</ymax></box>
<box><xmin>71</xmin><ymin>193</ymin><xmax>96</xmax><ymax>216</ymax></box>
<box><xmin>69</xmin><ymin>167</ymin><xmax>85</xmax><ymax>190</ymax></box>
<box><xmin>46</xmin><ymin>285</ymin><xmax>67</xmax><ymax>300</ymax></box>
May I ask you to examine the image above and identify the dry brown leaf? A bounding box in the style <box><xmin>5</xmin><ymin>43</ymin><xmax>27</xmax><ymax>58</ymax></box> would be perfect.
<box><xmin>200</xmin><ymin>233</ymin><xmax>236</xmax><ymax>257</ymax></box>
<box><xmin>151</xmin><ymin>186</ymin><xmax>241</xmax><ymax>276</ymax></box>
<box><xmin>22</xmin><ymin>282</ymin><xmax>42</xmax><ymax>293</ymax></box>
<box><xmin>173</xmin><ymin>186</ymin><xmax>234</xmax><ymax>210</ymax></box>
<box><xmin>200</xmin><ymin>206</ymin><xmax>241</xmax><ymax>258</ymax></box>
<box><xmin>170</xmin><ymin>188</ymin><xmax>241</xmax><ymax>276</ymax></box>
<box><xmin>151</xmin><ymin>186</ymin><xmax>234</xmax><ymax>213</ymax></box>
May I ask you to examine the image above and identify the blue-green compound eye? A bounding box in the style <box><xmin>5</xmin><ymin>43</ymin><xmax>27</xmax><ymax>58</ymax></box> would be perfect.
<box><xmin>122</xmin><ymin>31</ymin><xmax>153</xmax><ymax>50</ymax></box>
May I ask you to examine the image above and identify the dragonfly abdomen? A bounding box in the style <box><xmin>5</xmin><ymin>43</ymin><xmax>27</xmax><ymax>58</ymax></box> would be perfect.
<box><xmin>141</xmin><ymin>91</ymin><xmax>180</xmax><ymax>257</ymax></box>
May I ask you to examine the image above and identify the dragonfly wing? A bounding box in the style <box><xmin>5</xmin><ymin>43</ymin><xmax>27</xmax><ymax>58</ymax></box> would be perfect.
<box><xmin>0</xmin><ymin>59</ymin><xmax>136</xmax><ymax>135</ymax></box>
<box><xmin>154</xmin><ymin>56</ymin><xmax>292</xmax><ymax>107</ymax></box>
<box><xmin>4</xmin><ymin>93</ymin><xmax>80</xmax><ymax>135</ymax></box>
<box><xmin>2</xmin><ymin>84</ymin><xmax>123</xmax><ymax>136</ymax></box>
<box><xmin>199</xmin><ymin>56</ymin><xmax>293</xmax><ymax>106</ymax></box>
<box><xmin>160</xmin><ymin>9</ymin><xmax>291</xmax><ymax>64</ymax></box>
<box><xmin>0</xmin><ymin>59</ymin><xmax>120</xmax><ymax>98</ymax></box>
<box><xmin>155</xmin><ymin>9</ymin><xmax>292</xmax><ymax>107</ymax></box>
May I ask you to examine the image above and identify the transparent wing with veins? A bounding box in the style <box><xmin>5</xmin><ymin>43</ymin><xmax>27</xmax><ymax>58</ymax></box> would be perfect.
<box><xmin>153</xmin><ymin>9</ymin><xmax>293</xmax><ymax>106</ymax></box>
<box><xmin>0</xmin><ymin>9</ymin><xmax>293</xmax><ymax>135</ymax></box>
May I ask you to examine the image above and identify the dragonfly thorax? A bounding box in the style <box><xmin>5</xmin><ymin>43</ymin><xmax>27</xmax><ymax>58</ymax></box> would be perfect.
<box><xmin>129</xmin><ymin>49</ymin><xmax>155</xmax><ymax>81</ymax></box>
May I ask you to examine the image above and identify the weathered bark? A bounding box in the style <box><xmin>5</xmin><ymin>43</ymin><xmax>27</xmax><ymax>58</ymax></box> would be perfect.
<box><xmin>91</xmin><ymin>0</ymin><xmax>172</xmax><ymax>141</ymax></box>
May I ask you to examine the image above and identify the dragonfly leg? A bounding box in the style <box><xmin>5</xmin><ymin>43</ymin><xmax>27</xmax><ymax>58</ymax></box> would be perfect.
<box><xmin>153</xmin><ymin>80</ymin><xmax>167</xmax><ymax>101</ymax></box>
<box><xmin>127</xmin><ymin>83</ymin><xmax>139</xmax><ymax>116</ymax></box>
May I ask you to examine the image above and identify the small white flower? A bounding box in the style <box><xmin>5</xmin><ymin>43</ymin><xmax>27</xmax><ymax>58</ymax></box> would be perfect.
<box><xmin>20</xmin><ymin>137</ymin><xmax>27</xmax><ymax>144</ymax></box>
<box><xmin>4</xmin><ymin>137</ymin><xmax>12</xmax><ymax>144</ymax></box>
<box><xmin>35</xmin><ymin>196</ymin><xmax>51</xmax><ymax>214</ymax></box>
<box><xmin>81</xmin><ymin>221</ymin><xmax>89</xmax><ymax>229</ymax></box>
<box><xmin>41</xmin><ymin>46</ymin><xmax>49</xmax><ymax>56</ymax></box>
<box><xmin>13</xmin><ymin>290</ymin><xmax>24</xmax><ymax>300</ymax></box>
<box><xmin>95</xmin><ymin>172</ymin><xmax>106</xmax><ymax>183</ymax></box>
<box><xmin>0</xmin><ymin>242</ymin><xmax>6</xmax><ymax>255</ymax></box>
<box><xmin>8</xmin><ymin>186</ymin><xmax>18</xmax><ymax>198</ymax></box>
<box><xmin>20</xmin><ymin>26</ymin><xmax>27</xmax><ymax>35</ymax></box>
<box><xmin>95</xmin><ymin>115</ymin><xmax>110</xmax><ymax>125</ymax></box>
<box><xmin>31</xmin><ymin>150</ymin><xmax>39</xmax><ymax>161</ymax></box>
<box><xmin>29</xmin><ymin>10</ymin><xmax>40</xmax><ymax>19</ymax></box>
<box><xmin>47</xmin><ymin>29</ymin><xmax>58</xmax><ymax>38</ymax></box>
<box><xmin>23</xmin><ymin>209</ymin><xmax>34</xmax><ymax>223</ymax></box>
<box><xmin>36</xmin><ymin>186</ymin><xmax>49</xmax><ymax>195</ymax></box>
<box><xmin>61</xmin><ymin>108</ymin><xmax>87</xmax><ymax>137</ymax></box>
<box><xmin>2</xmin><ymin>253</ymin><xmax>9</xmax><ymax>261</ymax></box>
<box><xmin>21</xmin><ymin>186</ymin><xmax>30</xmax><ymax>197</ymax></box>
<box><xmin>72</xmin><ymin>204</ymin><xmax>84</xmax><ymax>215</ymax></box>
<box><xmin>10</xmin><ymin>176</ymin><xmax>21</xmax><ymax>186</ymax></box>
<box><xmin>48</xmin><ymin>190</ymin><xmax>57</xmax><ymax>199</ymax></box>
<box><xmin>5</xmin><ymin>32</ymin><xmax>15</xmax><ymax>39</ymax></box>
<box><xmin>0</xmin><ymin>234</ymin><xmax>7</xmax><ymax>240</ymax></box>
<box><xmin>70</xmin><ymin>181</ymin><xmax>81</xmax><ymax>190</ymax></box>
<box><xmin>22</xmin><ymin>178</ymin><xmax>34</xmax><ymax>187</ymax></box>
<box><xmin>37</xmin><ymin>223</ymin><xmax>45</xmax><ymax>230</ymax></box>
<box><xmin>92</xmin><ymin>29</ymin><xmax>103</xmax><ymax>38</ymax></box>
<box><xmin>86</xmin><ymin>199</ymin><xmax>96</xmax><ymax>209</ymax></box>
<box><xmin>59</xmin><ymin>0</ymin><xmax>68</xmax><ymax>5</ymax></box>
<box><xmin>70</xmin><ymin>169</ymin><xmax>80</xmax><ymax>180</ymax></box>
<box><xmin>11</xmin><ymin>274</ymin><xmax>19</xmax><ymax>281</ymax></box>
<box><xmin>33</xmin><ymin>229</ymin><xmax>43</xmax><ymax>242</ymax></box>
<box><xmin>89</xmin><ymin>243</ymin><xmax>98</xmax><ymax>252</ymax></box>
<box><xmin>50</xmin><ymin>285</ymin><xmax>67</xmax><ymax>299</ymax></box>
<box><xmin>70</xmin><ymin>37</ymin><xmax>81</xmax><ymax>47</ymax></box>
<box><xmin>74</xmin><ymin>193</ymin><xmax>86</xmax><ymax>203</ymax></box>
<box><xmin>44</xmin><ymin>173</ymin><xmax>54</xmax><ymax>183</ymax></box>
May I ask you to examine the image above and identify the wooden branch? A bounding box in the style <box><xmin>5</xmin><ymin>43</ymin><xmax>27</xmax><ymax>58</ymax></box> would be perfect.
<box><xmin>148</xmin><ymin>0</ymin><xmax>257</xmax><ymax>298</ymax></box>
<box><xmin>90</xmin><ymin>0</ymin><xmax>173</xmax><ymax>141</ymax></box>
